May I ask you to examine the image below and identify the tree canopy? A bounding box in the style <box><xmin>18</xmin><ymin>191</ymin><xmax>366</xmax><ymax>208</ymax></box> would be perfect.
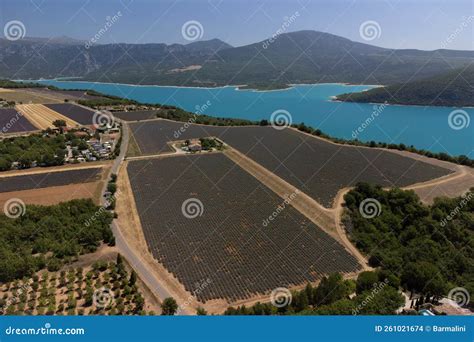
<box><xmin>0</xmin><ymin>199</ymin><xmax>114</xmax><ymax>282</ymax></box>
<box><xmin>343</xmin><ymin>183</ymin><xmax>474</xmax><ymax>303</ymax></box>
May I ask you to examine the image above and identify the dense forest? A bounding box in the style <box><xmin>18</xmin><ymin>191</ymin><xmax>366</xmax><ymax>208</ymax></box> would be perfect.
<box><xmin>0</xmin><ymin>79</ymin><xmax>46</xmax><ymax>89</ymax></box>
<box><xmin>336</xmin><ymin>66</ymin><xmax>474</xmax><ymax>107</ymax></box>
<box><xmin>77</xmin><ymin>91</ymin><xmax>142</xmax><ymax>107</ymax></box>
<box><xmin>80</xmin><ymin>95</ymin><xmax>256</xmax><ymax>127</ymax></box>
<box><xmin>0</xmin><ymin>133</ymin><xmax>67</xmax><ymax>171</ymax></box>
<box><xmin>0</xmin><ymin>199</ymin><xmax>114</xmax><ymax>283</ymax></box>
<box><xmin>343</xmin><ymin>184</ymin><xmax>474</xmax><ymax>305</ymax></box>
<box><xmin>155</xmin><ymin>107</ymin><xmax>254</xmax><ymax>126</ymax></box>
<box><xmin>0</xmin><ymin>131</ymin><xmax>95</xmax><ymax>171</ymax></box>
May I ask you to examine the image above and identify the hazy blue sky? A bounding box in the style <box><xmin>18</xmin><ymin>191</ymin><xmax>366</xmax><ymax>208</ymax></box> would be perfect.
<box><xmin>1</xmin><ymin>0</ymin><xmax>473</xmax><ymax>50</ymax></box>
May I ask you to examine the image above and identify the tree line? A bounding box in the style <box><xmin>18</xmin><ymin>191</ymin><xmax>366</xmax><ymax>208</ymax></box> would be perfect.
<box><xmin>224</xmin><ymin>271</ymin><xmax>404</xmax><ymax>315</ymax></box>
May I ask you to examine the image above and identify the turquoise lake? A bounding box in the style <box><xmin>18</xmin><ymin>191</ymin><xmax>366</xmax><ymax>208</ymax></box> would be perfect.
<box><xmin>35</xmin><ymin>80</ymin><xmax>473</xmax><ymax>157</ymax></box>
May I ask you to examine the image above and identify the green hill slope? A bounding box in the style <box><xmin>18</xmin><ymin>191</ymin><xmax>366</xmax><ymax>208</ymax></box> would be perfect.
<box><xmin>336</xmin><ymin>65</ymin><xmax>474</xmax><ymax>107</ymax></box>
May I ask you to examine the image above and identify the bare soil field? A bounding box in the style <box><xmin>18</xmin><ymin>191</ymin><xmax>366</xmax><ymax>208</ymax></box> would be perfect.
<box><xmin>15</xmin><ymin>104</ymin><xmax>79</xmax><ymax>129</ymax></box>
<box><xmin>128</xmin><ymin>120</ymin><xmax>453</xmax><ymax>207</ymax></box>
<box><xmin>0</xmin><ymin>108</ymin><xmax>37</xmax><ymax>133</ymax></box>
<box><xmin>126</xmin><ymin>153</ymin><xmax>361</xmax><ymax>303</ymax></box>
<box><xmin>45</xmin><ymin>103</ymin><xmax>96</xmax><ymax>125</ymax></box>
<box><xmin>0</xmin><ymin>182</ymin><xmax>103</xmax><ymax>208</ymax></box>
<box><xmin>0</xmin><ymin>162</ymin><xmax>111</xmax><ymax>213</ymax></box>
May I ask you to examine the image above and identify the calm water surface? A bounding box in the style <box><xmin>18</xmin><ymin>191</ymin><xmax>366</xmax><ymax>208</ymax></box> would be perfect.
<box><xmin>35</xmin><ymin>80</ymin><xmax>473</xmax><ymax>157</ymax></box>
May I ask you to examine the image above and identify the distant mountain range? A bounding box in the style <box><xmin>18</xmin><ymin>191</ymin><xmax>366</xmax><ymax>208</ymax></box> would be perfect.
<box><xmin>1</xmin><ymin>30</ymin><xmax>473</xmax><ymax>105</ymax></box>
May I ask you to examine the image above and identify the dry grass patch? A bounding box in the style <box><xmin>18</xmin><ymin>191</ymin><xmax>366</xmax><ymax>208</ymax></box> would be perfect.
<box><xmin>0</xmin><ymin>89</ymin><xmax>61</xmax><ymax>104</ymax></box>
<box><xmin>15</xmin><ymin>104</ymin><xmax>79</xmax><ymax>130</ymax></box>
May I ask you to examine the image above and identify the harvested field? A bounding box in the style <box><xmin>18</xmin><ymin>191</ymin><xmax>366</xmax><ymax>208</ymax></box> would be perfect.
<box><xmin>127</xmin><ymin>153</ymin><xmax>361</xmax><ymax>302</ymax></box>
<box><xmin>0</xmin><ymin>89</ymin><xmax>61</xmax><ymax>104</ymax></box>
<box><xmin>129</xmin><ymin>120</ymin><xmax>452</xmax><ymax>207</ymax></box>
<box><xmin>15</xmin><ymin>104</ymin><xmax>79</xmax><ymax>129</ymax></box>
<box><xmin>45</xmin><ymin>103</ymin><xmax>96</xmax><ymax>125</ymax></box>
<box><xmin>0</xmin><ymin>108</ymin><xmax>37</xmax><ymax>133</ymax></box>
<box><xmin>113</xmin><ymin>110</ymin><xmax>158</xmax><ymax>122</ymax></box>
<box><xmin>0</xmin><ymin>182</ymin><xmax>103</xmax><ymax>207</ymax></box>
<box><xmin>0</xmin><ymin>167</ymin><xmax>102</xmax><ymax>193</ymax></box>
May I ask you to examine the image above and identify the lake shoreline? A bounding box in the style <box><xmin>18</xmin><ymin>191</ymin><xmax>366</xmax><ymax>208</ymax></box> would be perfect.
<box><xmin>26</xmin><ymin>79</ymin><xmax>472</xmax><ymax>157</ymax></box>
